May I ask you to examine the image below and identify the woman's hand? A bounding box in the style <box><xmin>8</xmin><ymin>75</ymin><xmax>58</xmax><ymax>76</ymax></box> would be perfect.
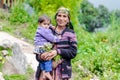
<box><xmin>40</xmin><ymin>50</ymin><xmax>57</xmax><ymax>60</ymax></box>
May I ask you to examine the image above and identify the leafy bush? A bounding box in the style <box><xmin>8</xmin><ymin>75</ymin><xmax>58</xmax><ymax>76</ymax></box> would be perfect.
<box><xmin>4</xmin><ymin>74</ymin><xmax>27</xmax><ymax>80</ymax></box>
<box><xmin>72</xmin><ymin>13</ymin><xmax>120</xmax><ymax>79</ymax></box>
<box><xmin>79</xmin><ymin>0</ymin><xmax>110</xmax><ymax>32</ymax></box>
<box><xmin>9</xmin><ymin>2</ymin><xmax>31</xmax><ymax>24</ymax></box>
<box><xmin>21</xmin><ymin>21</ymin><xmax>37</xmax><ymax>41</ymax></box>
<box><xmin>28</xmin><ymin>0</ymin><xmax>82</xmax><ymax>29</ymax></box>
<box><xmin>0</xmin><ymin>46</ymin><xmax>12</xmax><ymax>71</ymax></box>
<box><xmin>4</xmin><ymin>66</ymin><xmax>34</xmax><ymax>80</ymax></box>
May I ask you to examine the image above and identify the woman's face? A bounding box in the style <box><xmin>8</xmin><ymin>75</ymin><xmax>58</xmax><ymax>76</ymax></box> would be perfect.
<box><xmin>56</xmin><ymin>12</ymin><xmax>69</xmax><ymax>27</ymax></box>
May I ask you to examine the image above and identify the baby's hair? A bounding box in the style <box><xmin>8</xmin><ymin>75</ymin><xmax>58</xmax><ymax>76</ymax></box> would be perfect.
<box><xmin>38</xmin><ymin>14</ymin><xmax>51</xmax><ymax>23</ymax></box>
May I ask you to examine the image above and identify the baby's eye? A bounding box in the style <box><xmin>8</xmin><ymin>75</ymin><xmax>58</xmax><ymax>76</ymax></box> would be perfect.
<box><xmin>43</xmin><ymin>23</ymin><xmax>47</xmax><ymax>25</ymax></box>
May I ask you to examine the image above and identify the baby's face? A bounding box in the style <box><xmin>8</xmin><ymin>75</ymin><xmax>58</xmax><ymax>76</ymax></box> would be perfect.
<box><xmin>41</xmin><ymin>20</ymin><xmax>50</xmax><ymax>28</ymax></box>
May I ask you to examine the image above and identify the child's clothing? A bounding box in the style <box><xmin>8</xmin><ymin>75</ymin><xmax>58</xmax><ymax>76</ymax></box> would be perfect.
<box><xmin>34</xmin><ymin>27</ymin><xmax>59</xmax><ymax>46</ymax></box>
<box><xmin>33</xmin><ymin>46</ymin><xmax>46</xmax><ymax>55</ymax></box>
<box><xmin>34</xmin><ymin>26</ymin><xmax>59</xmax><ymax>72</ymax></box>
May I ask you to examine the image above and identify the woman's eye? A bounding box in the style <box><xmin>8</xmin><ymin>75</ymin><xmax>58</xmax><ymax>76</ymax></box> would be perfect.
<box><xmin>63</xmin><ymin>15</ymin><xmax>67</xmax><ymax>18</ymax></box>
<box><xmin>57</xmin><ymin>15</ymin><xmax>61</xmax><ymax>17</ymax></box>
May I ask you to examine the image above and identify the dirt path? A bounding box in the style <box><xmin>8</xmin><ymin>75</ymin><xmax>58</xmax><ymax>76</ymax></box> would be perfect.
<box><xmin>0</xmin><ymin>31</ymin><xmax>38</xmax><ymax>71</ymax></box>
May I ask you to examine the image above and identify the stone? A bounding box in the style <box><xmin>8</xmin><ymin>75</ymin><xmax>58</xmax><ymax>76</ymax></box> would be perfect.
<box><xmin>0</xmin><ymin>39</ymin><xmax>13</xmax><ymax>49</ymax></box>
<box><xmin>0</xmin><ymin>72</ymin><xmax>5</xmax><ymax>80</ymax></box>
<box><xmin>1</xmin><ymin>50</ymin><xmax>9</xmax><ymax>57</ymax></box>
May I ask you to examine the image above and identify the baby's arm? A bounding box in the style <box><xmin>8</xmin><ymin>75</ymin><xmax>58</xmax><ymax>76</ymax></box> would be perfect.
<box><xmin>49</xmin><ymin>24</ymin><xmax>55</xmax><ymax>30</ymax></box>
<box><xmin>39</xmin><ymin>28</ymin><xmax>59</xmax><ymax>43</ymax></box>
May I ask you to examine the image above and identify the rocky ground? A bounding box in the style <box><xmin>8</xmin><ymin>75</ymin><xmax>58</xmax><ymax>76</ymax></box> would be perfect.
<box><xmin>0</xmin><ymin>31</ymin><xmax>38</xmax><ymax>80</ymax></box>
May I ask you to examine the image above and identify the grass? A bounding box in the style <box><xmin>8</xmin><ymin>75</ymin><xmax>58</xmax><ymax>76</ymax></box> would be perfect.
<box><xmin>4</xmin><ymin>65</ymin><xmax>34</xmax><ymax>80</ymax></box>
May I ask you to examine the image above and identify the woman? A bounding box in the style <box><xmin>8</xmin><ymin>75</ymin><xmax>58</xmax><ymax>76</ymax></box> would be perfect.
<box><xmin>35</xmin><ymin>7</ymin><xmax>77</xmax><ymax>80</ymax></box>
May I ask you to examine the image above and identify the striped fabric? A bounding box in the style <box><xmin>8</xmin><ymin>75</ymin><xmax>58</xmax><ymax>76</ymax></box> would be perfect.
<box><xmin>35</xmin><ymin>27</ymin><xmax>77</xmax><ymax>80</ymax></box>
<box><xmin>53</xmin><ymin>27</ymin><xmax>77</xmax><ymax>79</ymax></box>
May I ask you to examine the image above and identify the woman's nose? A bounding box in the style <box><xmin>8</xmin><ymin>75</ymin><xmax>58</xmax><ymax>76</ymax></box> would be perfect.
<box><xmin>59</xmin><ymin>16</ymin><xmax>64</xmax><ymax>20</ymax></box>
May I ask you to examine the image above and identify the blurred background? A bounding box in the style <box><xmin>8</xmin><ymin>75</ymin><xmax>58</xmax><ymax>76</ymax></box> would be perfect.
<box><xmin>0</xmin><ymin>0</ymin><xmax>120</xmax><ymax>80</ymax></box>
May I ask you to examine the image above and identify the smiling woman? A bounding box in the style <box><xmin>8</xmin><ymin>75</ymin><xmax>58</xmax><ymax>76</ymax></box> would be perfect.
<box><xmin>35</xmin><ymin>7</ymin><xmax>77</xmax><ymax>80</ymax></box>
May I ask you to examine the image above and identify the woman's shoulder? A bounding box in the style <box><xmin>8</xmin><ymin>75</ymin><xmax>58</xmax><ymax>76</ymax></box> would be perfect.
<box><xmin>65</xmin><ymin>27</ymin><xmax>75</xmax><ymax>34</ymax></box>
<box><xmin>62</xmin><ymin>28</ymin><xmax>76</xmax><ymax>38</ymax></box>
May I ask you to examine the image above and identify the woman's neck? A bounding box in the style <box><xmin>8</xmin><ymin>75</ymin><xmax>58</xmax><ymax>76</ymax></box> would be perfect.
<box><xmin>57</xmin><ymin>26</ymin><xmax>66</xmax><ymax>31</ymax></box>
<box><xmin>56</xmin><ymin>26</ymin><xmax>66</xmax><ymax>34</ymax></box>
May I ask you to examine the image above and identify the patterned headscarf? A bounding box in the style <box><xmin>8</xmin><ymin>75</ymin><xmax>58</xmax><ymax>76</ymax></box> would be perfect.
<box><xmin>55</xmin><ymin>7</ymin><xmax>70</xmax><ymax>20</ymax></box>
<box><xmin>56</xmin><ymin>7</ymin><xmax>70</xmax><ymax>16</ymax></box>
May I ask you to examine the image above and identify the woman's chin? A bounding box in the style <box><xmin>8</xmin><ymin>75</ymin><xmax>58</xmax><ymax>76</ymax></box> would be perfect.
<box><xmin>58</xmin><ymin>24</ymin><xmax>66</xmax><ymax>27</ymax></box>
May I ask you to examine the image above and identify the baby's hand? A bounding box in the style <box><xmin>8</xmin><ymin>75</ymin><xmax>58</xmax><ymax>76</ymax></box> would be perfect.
<box><xmin>51</xmin><ymin>26</ymin><xmax>55</xmax><ymax>30</ymax></box>
<box><xmin>49</xmin><ymin>24</ymin><xmax>55</xmax><ymax>30</ymax></box>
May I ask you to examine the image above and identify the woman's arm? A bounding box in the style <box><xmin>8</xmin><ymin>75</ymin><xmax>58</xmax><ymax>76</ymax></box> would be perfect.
<box><xmin>40</xmin><ymin>32</ymin><xmax>77</xmax><ymax>60</ymax></box>
<box><xmin>40</xmin><ymin>50</ymin><xmax>57</xmax><ymax>60</ymax></box>
<box><xmin>57</xmin><ymin>45</ymin><xmax>77</xmax><ymax>59</ymax></box>
<box><xmin>57</xmin><ymin>32</ymin><xmax>77</xmax><ymax>59</ymax></box>
<box><xmin>40</xmin><ymin>43</ymin><xmax>77</xmax><ymax>60</ymax></box>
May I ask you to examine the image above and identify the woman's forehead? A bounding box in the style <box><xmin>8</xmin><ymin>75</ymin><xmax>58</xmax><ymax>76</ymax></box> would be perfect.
<box><xmin>57</xmin><ymin>12</ymin><xmax>68</xmax><ymax>16</ymax></box>
<box><xmin>57</xmin><ymin>7</ymin><xmax>69</xmax><ymax>14</ymax></box>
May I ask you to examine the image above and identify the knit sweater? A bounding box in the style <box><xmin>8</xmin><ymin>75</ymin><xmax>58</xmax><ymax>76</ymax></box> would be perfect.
<box><xmin>35</xmin><ymin>27</ymin><xmax>77</xmax><ymax>79</ymax></box>
<box><xmin>34</xmin><ymin>26</ymin><xmax>59</xmax><ymax>46</ymax></box>
<box><xmin>53</xmin><ymin>27</ymin><xmax>77</xmax><ymax>79</ymax></box>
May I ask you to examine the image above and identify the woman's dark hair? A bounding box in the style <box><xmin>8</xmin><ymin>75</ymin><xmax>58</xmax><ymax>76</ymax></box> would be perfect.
<box><xmin>67</xmin><ymin>21</ymin><xmax>74</xmax><ymax>30</ymax></box>
<box><xmin>38</xmin><ymin>14</ymin><xmax>51</xmax><ymax>23</ymax></box>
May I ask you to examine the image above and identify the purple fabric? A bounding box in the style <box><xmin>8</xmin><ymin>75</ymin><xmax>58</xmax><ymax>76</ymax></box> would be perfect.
<box><xmin>34</xmin><ymin>26</ymin><xmax>59</xmax><ymax>46</ymax></box>
<box><xmin>52</xmin><ymin>27</ymin><xmax>77</xmax><ymax>79</ymax></box>
<box><xmin>35</xmin><ymin>27</ymin><xmax>77</xmax><ymax>80</ymax></box>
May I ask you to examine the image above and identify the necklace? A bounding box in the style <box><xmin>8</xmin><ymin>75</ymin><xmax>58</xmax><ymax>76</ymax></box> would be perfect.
<box><xmin>55</xmin><ymin>26</ymin><xmax>66</xmax><ymax>35</ymax></box>
<box><xmin>55</xmin><ymin>30</ymin><xmax>61</xmax><ymax>35</ymax></box>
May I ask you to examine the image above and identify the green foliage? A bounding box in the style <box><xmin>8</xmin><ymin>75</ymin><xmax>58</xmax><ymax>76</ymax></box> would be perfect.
<box><xmin>2</xmin><ymin>23</ymin><xmax>15</xmax><ymax>33</ymax></box>
<box><xmin>6</xmin><ymin>0</ymin><xmax>82</xmax><ymax>41</ymax></box>
<box><xmin>4</xmin><ymin>66</ymin><xmax>34</xmax><ymax>80</ymax></box>
<box><xmin>72</xmin><ymin>13</ymin><xmax>120</xmax><ymax>79</ymax></box>
<box><xmin>0</xmin><ymin>56</ymin><xmax>4</xmax><ymax>71</ymax></box>
<box><xmin>79</xmin><ymin>0</ymin><xmax>110</xmax><ymax>32</ymax></box>
<box><xmin>20</xmin><ymin>22</ymin><xmax>37</xmax><ymax>41</ymax></box>
<box><xmin>9</xmin><ymin>2</ymin><xmax>31</xmax><ymax>24</ymax></box>
<box><xmin>4</xmin><ymin>74</ymin><xmax>27</xmax><ymax>80</ymax></box>
<box><xmin>29</xmin><ymin>0</ymin><xmax>82</xmax><ymax>29</ymax></box>
<box><xmin>0</xmin><ymin>47</ymin><xmax>12</xmax><ymax>71</ymax></box>
<box><xmin>4</xmin><ymin>0</ymin><xmax>82</xmax><ymax>42</ymax></box>
<box><xmin>79</xmin><ymin>0</ymin><xmax>97</xmax><ymax>31</ymax></box>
